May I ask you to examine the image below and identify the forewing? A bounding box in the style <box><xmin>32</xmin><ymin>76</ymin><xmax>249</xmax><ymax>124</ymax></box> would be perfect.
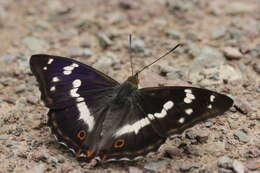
<box><xmin>30</xmin><ymin>54</ymin><xmax>119</xmax><ymax>109</ymax></box>
<box><xmin>137</xmin><ymin>86</ymin><xmax>233</xmax><ymax>136</ymax></box>
<box><xmin>30</xmin><ymin>54</ymin><xmax>119</xmax><ymax>157</ymax></box>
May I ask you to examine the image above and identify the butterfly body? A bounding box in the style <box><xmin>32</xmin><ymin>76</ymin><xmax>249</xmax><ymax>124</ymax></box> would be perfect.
<box><xmin>30</xmin><ymin>54</ymin><xmax>233</xmax><ymax>162</ymax></box>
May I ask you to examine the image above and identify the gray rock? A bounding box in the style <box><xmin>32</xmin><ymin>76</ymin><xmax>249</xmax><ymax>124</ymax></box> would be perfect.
<box><xmin>15</xmin><ymin>84</ymin><xmax>27</xmax><ymax>94</ymax></box>
<box><xmin>253</xmin><ymin>62</ymin><xmax>260</xmax><ymax>74</ymax></box>
<box><xmin>179</xmin><ymin>162</ymin><xmax>200</xmax><ymax>172</ymax></box>
<box><xmin>186</xmin><ymin>32</ymin><xmax>201</xmax><ymax>41</ymax></box>
<box><xmin>128</xmin><ymin>166</ymin><xmax>143</xmax><ymax>173</ymax></box>
<box><xmin>22</xmin><ymin>36</ymin><xmax>49</xmax><ymax>51</ymax></box>
<box><xmin>185</xmin><ymin>130</ymin><xmax>197</xmax><ymax>140</ymax></box>
<box><xmin>144</xmin><ymin>160</ymin><xmax>170</xmax><ymax>172</ymax></box>
<box><xmin>93</xmin><ymin>52</ymin><xmax>119</xmax><ymax>73</ymax></box>
<box><xmin>26</xmin><ymin>164</ymin><xmax>46</xmax><ymax>173</ymax></box>
<box><xmin>96</xmin><ymin>33</ymin><xmax>112</xmax><ymax>49</ymax></box>
<box><xmin>192</xmin><ymin>46</ymin><xmax>225</xmax><ymax>68</ymax></box>
<box><xmin>224</xmin><ymin>2</ymin><xmax>256</xmax><ymax>15</ymax></box>
<box><xmin>217</xmin><ymin>156</ymin><xmax>233</xmax><ymax>169</ymax></box>
<box><xmin>196</xmin><ymin>130</ymin><xmax>209</xmax><ymax>143</ymax></box>
<box><xmin>164</xmin><ymin>147</ymin><xmax>182</xmax><ymax>158</ymax></box>
<box><xmin>234</xmin><ymin>130</ymin><xmax>250</xmax><ymax>143</ymax></box>
<box><xmin>131</xmin><ymin>39</ymin><xmax>146</xmax><ymax>53</ymax></box>
<box><xmin>232</xmin><ymin>160</ymin><xmax>245</xmax><ymax>173</ymax></box>
<box><xmin>68</xmin><ymin>48</ymin><xmax>93</xmax><ymax>58</ymax></box>
<box><xmin>211</xmin><ymin>27</ymin><xmax>226</xmax><ymax>40</ymax></box>
<box><xmin>0</xmin><ymin>134</ymin><xmax>8</xmax><ymax>140</ymax></box>
<box><xmin>218</xmin><ymin>168</ymin><xmax>233</xmax><ymax>173</ymax></box>
<box><xmin>230</xmin><ymin>114</ymin><xmax>240</xmax><ymax>119</ymax></box>
<box><xmin>204</xmin><ymin>121</ymin><xmax>213</xmax><ymax>127</ymax></box>
<box><xmin>223</xmin><ymin>47</ymin><xmax>243</xmax><ymax>60</ymax></box>
<box><xmin>165</xmin><ymin>30</ymin><xmax>182</xmax><ymax>40</ymax></box>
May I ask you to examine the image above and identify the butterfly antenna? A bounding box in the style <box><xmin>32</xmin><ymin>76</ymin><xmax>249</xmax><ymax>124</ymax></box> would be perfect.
<box><xmin>136</xmin><ymin>43</ymin><xmax>182</xmax><ymax>74</ymax></box>
<box><xmin>129</xmin><ymin>34</ymin><xmax>134</xmax><ymax>76</ymax></box>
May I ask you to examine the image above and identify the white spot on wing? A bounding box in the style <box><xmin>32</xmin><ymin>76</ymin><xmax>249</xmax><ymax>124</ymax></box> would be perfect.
<box><xmin>50</xmin><ymin>86</ymin><xmax>56</xmax><ymax>91</ymax></box>
<box><xmin>43</xmin><ymin>66</ymin><xmax>47</xmax><ymax>70</ymax></box>
<box><xmin>208</xmin><ymin>104</ymin><xmax>212</xmax><ymax>109</ymax></box>
<box><xmin>48</xmin><ymin>58</ymin><xmax>54</xmax><ymax>64</ymax></box>
<box><xmin>210</xmin><ymin>95</ymin><xmax>215</xmax><ymax>102</ymax></box>
<box><xmin>52</xmin><ymin>77</ymin><xmax>60</xmax><ymax>82</ymax></box>
<box><xmin>77</xmin><ymin>102</ymin><xmax>95</xmax><ymax>131</ymax></box>
<box><xmin>70</xmin><ymin>88</ymin><xmax>80</xmax><ymax>97</ymax></box>
<box><xmin>185</xmin><ymin>89</ymin><xmax>192</xmax><ymax>93</ymax></box>
<box><xmin>73</xmin><ymin>79</ymin><xmax>81</xmax><ymax>88</ymax></box>
<box><xmin>178</xmin><ymin>117</ymin><xmax>185</xmax><ymax>123</ymax></box>
<box><xmin>184</xmin><ymin>98</ymin><xmax>192</xmax><ymax>103</ymax></box>
<box><xmin>163</xmin><ymin>101</ymin><xmax>174</xmax><ymax>110</ymax></box>
<box><xmin>185</xmin><ymin>108</ymin><xmax>193</xmax><ymax>115</ymax></box>
<box><xmin>63</xmin><ymin>63</ymin><xmax>79</xmax><ymax>75</ymax></box>
<box><xmin>77</xmin><ymin>97</ymin><xmax>84</xmax><ymax>102</ymax></box>
<box><xmin>114</xmin><ymin>117</ymin><xmax>151</xmax><ymax>137</ymax></box>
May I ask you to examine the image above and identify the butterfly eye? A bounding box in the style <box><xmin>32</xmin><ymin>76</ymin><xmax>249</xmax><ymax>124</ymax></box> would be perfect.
<box><xmin>114</xmin><ymin>139</ymin><xmax>125</xmax><ymax>148</ymax></box>
<box><xmin>77</xmin><ymin>130</ymin><xmax>86</xmax><ymax>140</ymax></box>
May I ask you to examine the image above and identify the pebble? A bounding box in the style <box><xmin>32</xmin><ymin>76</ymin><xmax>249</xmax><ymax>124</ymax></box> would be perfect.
<box><xmin>232</xmin><ymin>160</ymin><xmax>245</xmax><ymax>173</ymax></box>
<box><xmin>164</xmin><ymin>147</ymin><xmax>182</xmax><ymax>158</ymax></box>
<box><xmin>22</xmin><ymin>36</ymin><xmax>49</xmax><ymax>51</ymax></box>
<box><xmin>185</xmin><ymin>130</ymin><xmax>197</xmax><ymax>140</ymax></box>
<box><xmin>234</xmin><ymin>130</ymin><xmax>250</xmax><ymax>143</ymax></box>
<box><xmin>165</xmin><ymin>30</ymin><xmax>182</xmax><ymax>40</ymax></box>
<box><xmin>246</xmin><ymin>159</ymin><xmax>259</xmax><ymax>170</ymax></box>
<box><xmin>234</xmin><ymin>98</ymin><xmax>251</xmax><ymax>115</ymax></box>
<box><xmin>204</xmin><ymin>121</ymin><xmax>214</xmax><ymax>127</ymax></box>
<box><xmin>144</xmin><ymin>160</ymin><xmax>170</xmax><ymax>172</ymax></box>
<box><xmin>131</xmin><ymin>39</ymin><xmax>146</xmax><ymax>53</ymax></box>
<box><xmin>253</xmin><ymin>62</ymin><xmax>260</xmax><ymax>74</ymax></box>
<box><xmin>230</xmin><ymin>114</ymin><xmax>240</xmax><ymax>119</ymax></box>
<box><xmin>128</xmin><ymin>166</ymin><xmax>143</xmax><ymax>173</ymax></box>
<box><xmin>218</xmin><ymin>168</ymin><xmax>233</xmax><ymax>173</ymax></box>
<box><xmin>224</xmin><ymin>2</ymin><xmax>256</xmax><ymax>15</ymax></box>
<box><xmin>217</xmin><ymin>156</ymin><xmax>233</xmax><ymax>169</ymax></box>
<box><xmin>96</xmin><ymin>33</ymin><xmax>112</xmax><ymax>49</ymax></box>
<box><xmin>183</xmin><ymin>145</ymin><xmax>202</xmax><ymax>156</ymax></box>
<box><xmin>0</xmin><ymin>134</ymin><xmax>8</xmax><ymax>140</ymax></box>
<box><xmin>25</xmin><ymin>164</ymin><xmax>46</xmax><ymax>173</ymax></box>
<box><xmin>68</xmin><ymin>48</ymin><xmax>93</xmax><ymax>58</ymax></box>
<box><xmin>179</xmin><ymin>161</ymin><xmax>199</xmax><ymax>172</ymax></box>
<box><xmin>223</xmin><ymin>47</ymin><xmax>243</xmax><ymax>60</ymax></box>
<box><xmin>196</xmin><ymin>130</ymin><xmax>209</xmax><ymax>143</ymax></box>
<box><xmin>166</xmin><ymin>68</ymin><xmax>188</xmax><ymax>81</ymax></box>
<box><xmin>186</xmin><ymin>32</ymin><xmax>201</xmax><ymax>41</ymax></box>
<box><xmin>211</xmin><ymin>27</ymin><xmax>226</xmax><ymax>40</ymax></box>
<box><xmin>15</xmin><ymin>84</ymin><xmax>27</xmax><ymax>94</ymax></box>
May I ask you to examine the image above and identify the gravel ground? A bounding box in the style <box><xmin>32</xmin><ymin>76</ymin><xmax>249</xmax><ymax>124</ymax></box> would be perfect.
<box><xmin>0</xmin><ymin>0</ymin><xmax>259</xmax><ymax>173</ymax></box>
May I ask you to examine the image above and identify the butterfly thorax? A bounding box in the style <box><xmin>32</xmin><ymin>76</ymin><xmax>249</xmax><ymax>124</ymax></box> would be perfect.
<box><xmin>112</xmin><ymin>75</ymin><xmax>139</xmax><ymax>104</ymax></box>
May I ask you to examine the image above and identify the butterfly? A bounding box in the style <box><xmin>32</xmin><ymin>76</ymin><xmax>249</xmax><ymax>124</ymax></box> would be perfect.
<box><xmin>30</xmin><ymin>45</ymin><xmax>233</xmax><ymax>162</ymax></box>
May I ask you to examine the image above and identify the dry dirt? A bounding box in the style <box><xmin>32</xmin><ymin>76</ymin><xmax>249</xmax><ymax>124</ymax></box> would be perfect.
<box><xmin>0</xmin><ymin>0</ymin><xmax>259</xmax><ymax>173</ymax></box>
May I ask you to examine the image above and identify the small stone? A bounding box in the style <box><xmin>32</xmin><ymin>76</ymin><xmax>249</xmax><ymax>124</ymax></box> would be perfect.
<box><xmin>204</xmin><ymin>142</ymin><xmax>225</xmax><ymax>154</ymax></box>
<box><xmin>246</xmin><ymin>159</ymin><xmax>259</xmax><ymax>170</ymax></box>
<box><xmin>218</xmin><ymin>168</ymin><xmax>233</xmax><ymax>173</ymax></box>
<box><xmin>68</xmin><ymin>48</ymin><xmax>93</xmax><ymax>58</ymax></box>
<box><xmin>184</xmin><ymin>145</ymin><xmax>202</xmax><ymax>156</ymax></box>
<box><xmin>224</xmin><ymin>2</ymin><xmax>256</xmax><ymax>15</ymax></box>
<box><xmin>22</xmin><ymin>36</ymin><xmax>49</xmax><ymax>51</ymax></box>
<box><xmin>128</xmin><ymin>166</ymin><xmax>143</xmax><ymax>173</ymax></box>
<box><xmin>234</xmin><ymin>98</ymin><xmax>251</xmax><ymax>115</ymax></box>
<box><xmin>253</xmin><ymin>62</ymin><xmax>260</xmax><ymax>74</ymax></box>
<box><xmin>96</xmin><ymin>33</ymin><xmax>112</xmax><ymax>49</ymax></box>
<box><xmin>234</xmin><ymin>130</ymin><xmax>250</xmax><ymax>143</ymax></box>
<box><xmin>131</xmin><ymin>39</ymin><xmax>146</xmax><ymax>53</ymax></box>
<box><xmin>196</xmin><ymin>130</ymin><xmax>209</xmax><ymax>143</ymax></box>
<box><xmin>164</xmin><ymin>147</ymin><xmax>182</xmax><ymax>158</ymax></box>
<box><xmin>15</xmin><ymin>84</ymin><xmax>26</xmax><ymax>94</ymax></box>
<box><xmin>186</xmin><ymin>32</ymin><xmax>201</xmax><ymax>41</ymax></box>
<box><xmin>179</xmin><ymin>161</ymin><xmax>199</xmax><ymax>172</ymax></box>
<box><xmin>25</xmin><ymin>164</ymin><xmax>46</xmax><ymax>173</ymax></box>
<box><xmin>0</xmin><ymin>134</ymin><xmax>8</xmax><ymax>140</ymax></box>
<box><xmin>232</xmin><ymin>160</ymin><xmax>245</xmax><ymax>173</ymax></box>
<box><xmin>211</xmin><ymin>27</ymin><xmax>226</xmax><ymax>40</ymax></box>
<box><xmin>217</xmin><ymin>156</ymin><xmax>233</xmax><ymax>169</ymax></box>
<box><xmin>204</xmin><ymin>121</ymin><xmax>213</xmax><ymax>127</ymax></box>
<box><xmin>230</xmin><ymin>114</ymin><xmax>240</xmax><ymax>119</ymax></box>
<box><xmin>185</xmin><ymin>130</ymin><xmax>197</xmax><ymax>140</ymax></box>
<box><xmin>165</xmin><ymin>30</ymin><xmax>182</xmax><ymax>40</ymax></box>
<box><xmin>144</xmin><ymin>160</ymin><xmax>169</xmax><ymax>172</ymax></box>
<box><xmin>223</xmin><ymin>47</ymin><xmax>243</xmax><ymax>60</ymax></box>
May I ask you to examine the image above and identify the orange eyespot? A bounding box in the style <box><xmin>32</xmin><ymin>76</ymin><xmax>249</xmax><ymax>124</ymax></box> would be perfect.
<box><xmin>77</xmin><ymin>130</ymin><xmax>86</xmax><ymax>140</ymax></box>
<box><xmin>114</xmin><ymin>139</ymin><xmax>125</xmax><ymax>148</ymax></box>
<box><xmin>85</xmin><ymin>150</ymin><xmax>94</xmax><ymax>157</ymax></box>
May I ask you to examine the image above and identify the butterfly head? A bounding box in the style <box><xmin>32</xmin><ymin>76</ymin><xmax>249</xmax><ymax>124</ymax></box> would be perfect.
<box><xmin>126</xmin><ymin>73</ymin><xmax>139</xmax><ymax>88</ymax></box>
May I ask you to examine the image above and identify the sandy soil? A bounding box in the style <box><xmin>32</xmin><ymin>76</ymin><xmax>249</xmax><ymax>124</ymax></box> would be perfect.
<box><xmin>0</xmin><ymin>0</ymin><xmax>259</xmax><ymax>173</ymax></box>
